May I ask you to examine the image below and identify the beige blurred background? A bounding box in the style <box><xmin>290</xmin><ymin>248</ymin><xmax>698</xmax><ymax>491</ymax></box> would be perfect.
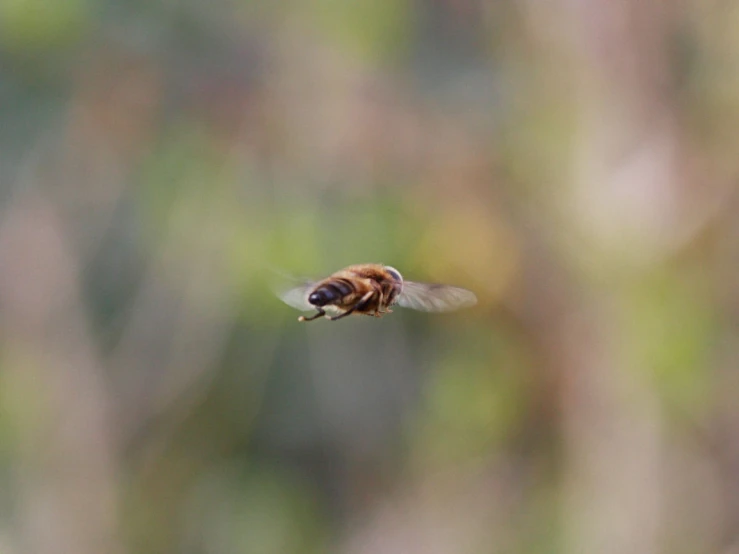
<box><xmin>1</xmin><ymin>1</ymin><xmax>739</xmax><ymax>553</ymax></box>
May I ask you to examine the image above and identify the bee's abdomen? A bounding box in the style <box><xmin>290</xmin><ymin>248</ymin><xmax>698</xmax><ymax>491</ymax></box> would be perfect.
<box><xmin>308</xmin><ymin>279</ymin><xmax>354</xmax><ymax>307</ymax></box>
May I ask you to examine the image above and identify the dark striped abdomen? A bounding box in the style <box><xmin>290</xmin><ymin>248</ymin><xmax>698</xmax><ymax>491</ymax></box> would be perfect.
<box><xmin>308</xmin><ymin>279</ymin><xmax>355</xmax><ymax>307</ymax></box>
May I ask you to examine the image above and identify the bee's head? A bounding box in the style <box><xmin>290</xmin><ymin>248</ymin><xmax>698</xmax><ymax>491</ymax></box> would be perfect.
<box><xmin>384</xmin><ymin>266</ymin><xmax>403</xmax><ymax>284</ymax></box>
<box><xmin>383</xmin><ymin>265</ymin><xmax>403</xmax><ymax>306</ymax></box>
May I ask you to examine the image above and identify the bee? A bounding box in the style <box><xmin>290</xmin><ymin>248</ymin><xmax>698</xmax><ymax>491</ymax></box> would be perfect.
<box><xmin>278</xmin><ymin>263</ymin><xmax>477</xmax><ymax>322</ymax></box>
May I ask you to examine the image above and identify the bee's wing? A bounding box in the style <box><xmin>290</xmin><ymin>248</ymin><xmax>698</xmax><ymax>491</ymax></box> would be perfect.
<box><xmin>277</xmin><ymin>282</ymin><xmax>316</xmax><ymax>312</ymax></box>
<box><xmin>396</xmin><ymin>281</ymin><xmax>477</xmax><ymax>312</ymax></box>
<box><xmin>263</xmin><ymin>264</ymin><xmax>317</xmax><ymax>312</ymax></box>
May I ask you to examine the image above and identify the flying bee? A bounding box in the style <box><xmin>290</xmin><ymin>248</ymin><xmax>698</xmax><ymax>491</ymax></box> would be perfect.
<box><xmin>278</xmin><ymin>263</ymin><xmax>477</xmax><ymax>322</ymax></box>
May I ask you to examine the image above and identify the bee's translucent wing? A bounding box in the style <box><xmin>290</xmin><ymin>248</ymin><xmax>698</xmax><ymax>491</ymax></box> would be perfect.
<box><xmin>264</xmin><ymin>265</ymin><xmax>318</xmax><ymax>312</ymax></box>
<box><xmin>277</xmin><ymin>282</ymin><xmax>316</xmax><ymax>312</ymax></box>
<box><xmin>397</xmin><ymin>281</ymin><xmax>477</xmax><ymax>312</ymax></box>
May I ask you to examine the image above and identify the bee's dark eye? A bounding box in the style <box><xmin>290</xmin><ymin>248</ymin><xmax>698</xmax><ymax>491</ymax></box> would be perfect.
<box><xmin>385</xmin><ymin>266</ymin><xmax>403</xmax><ymax>282</ymax></box>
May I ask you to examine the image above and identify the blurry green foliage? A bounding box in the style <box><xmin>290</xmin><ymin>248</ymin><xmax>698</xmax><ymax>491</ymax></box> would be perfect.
<box><xmin>182</xmin><ymin>463</ymin><xmax>328</xmax><ymax>554</ymax></box>
<box><xmin>301</xmin><ymin>0</ymin><xmax>412</xmax><ymax>64</ymax></box>
<box><xmin>623</xmin><ymin>269</ymin><xmax>717</xmax><ymax>417</ymax></box>
<box><xmin>0</xmin><ymin>348</ymin><xmax>55</xmax><ymax>457</ymax></box>
<box><xmin>0</xmin><ymin>0</ymin><xmax>92</xmax><ymax>53</ymax></box>
<box><xmin>267</xmin><ymin>198</ymin><xmax>424</xmax><ymax>274</ymax></box>
<box><xmin>410</xmin><ymin>324</ymin><xmax>531</xmax><ymax>470</ymax></box>
<box><xmin>499</xmin><ymin>82</ymin><xmax>577</xmax><ymax>195</ymax></box>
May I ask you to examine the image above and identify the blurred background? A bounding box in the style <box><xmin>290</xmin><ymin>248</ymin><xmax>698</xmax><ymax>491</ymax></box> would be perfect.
<box><xmin>1</xmin><ymin>1</ymin><xmax>739</xmax><ymax>553</ymax></box>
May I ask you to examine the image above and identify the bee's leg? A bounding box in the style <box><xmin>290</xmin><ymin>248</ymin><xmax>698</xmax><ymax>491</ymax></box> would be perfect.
<box><xmin>328</xmin><ymin>310</ymin><xmax>355</xmax><ymax>321</ymax></box>
<box><xmin>328</xmin><ymin>301</ymin><xmax>365</xmax><ymax>321</ymax></box>
<box><xmin>298</xmin><ymin>309</ymin><xmax>325</xmax><ymax>322</ymax></box>
<box><xmin>329</xmin><ymin>292</ymin><xmax>374</xmax><ymax>321</ymax></box>
<box><xmin>375</xmin><ymin>306</ymin><xmax>390</xmax><ymax>317</ymax></box>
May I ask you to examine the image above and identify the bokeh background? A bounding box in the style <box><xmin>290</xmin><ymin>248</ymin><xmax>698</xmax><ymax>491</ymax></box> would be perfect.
<box><xmin>2</xmin><ymin>1</ymin><xmax>739</xmax><ymax>553</ymax></box>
